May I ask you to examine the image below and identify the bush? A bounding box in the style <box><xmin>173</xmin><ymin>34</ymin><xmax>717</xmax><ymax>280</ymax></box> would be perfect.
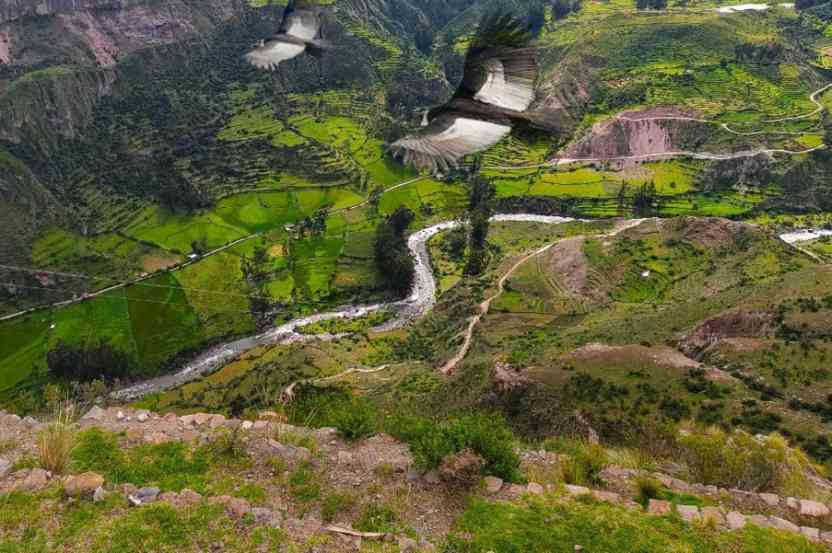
<box><xmin>542</xmin><ymin>438</ymin><xmax>608</xmax><ymax>487</ymax></box>
<box><xmin>38</xmin><ymin>407</ymin><xmax>76</xmax><ymax>474</ymax></box>
<box><xmin>331</xmin><ymin>398</ymin><xmax>376</xmax><ymax>442</ymax></box>
<box><xmin>677</xmin><ymin>427</ymin><xmax>814</xmax><ymax>495</ymax></box>
<box><xmin>389</xmin><ymin>412</ymin><xmax>521</xmax><ymax>482</ymax></box>
<box><xmin>287</xmin><ymin>386</ymin><xmax>377</xmax><ymax>442</ymax></box>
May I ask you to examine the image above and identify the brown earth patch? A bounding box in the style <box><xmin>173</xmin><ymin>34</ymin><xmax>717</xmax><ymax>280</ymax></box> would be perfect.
<box><xmin>678</xmin><ymin>310</ymin><xmax>775</xmax><ymax>359</ymax></box>
<box><xmin>564</xmin><ymin>343</ymin><xmax>702</xmax><ymax>370</ymax></box>
<box><xmin>141</xmin><ymin>253</ymin><xmax>180</xmax><ymax>273</ymax></box>
<box><xmin>664</xmin><ymin>216</ymin><xmax>752</xmax><ymax>248</ymax></box>
<box><xmin>559</xmin><ymin>106</ymin><xmax>709</xmax><ymax>163</ymax></box>
<box><xmin>268</xmin><ymin>244</ymin><xmax>285</xmax><ymax>258</ymax></box>
<box><xmin>719</xmin><ymin>337</ymin><xmax>767</xmax><ymax>353</ymax></box>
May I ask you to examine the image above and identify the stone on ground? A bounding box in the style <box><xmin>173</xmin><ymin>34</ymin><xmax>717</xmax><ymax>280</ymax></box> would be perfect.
<box><xmin>64</xmin><ymin>472</ymin><xmax>105</xmax><ymax>498</ymax></box>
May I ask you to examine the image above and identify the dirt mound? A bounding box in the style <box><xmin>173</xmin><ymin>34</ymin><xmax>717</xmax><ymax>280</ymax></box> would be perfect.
<box><xmin>678</xmin><ymin>311</ymin><xmax>775</xmax><ymax>358</ymax></box>
<box><xmin>558</xmin><ymin>107</ymin><xmax>710</xmax><ymax>164</ymax></box>
<box><xmin>664</xmin><ymin>217</ymin><xmax>753</xmax><ymax>248</ymax></box>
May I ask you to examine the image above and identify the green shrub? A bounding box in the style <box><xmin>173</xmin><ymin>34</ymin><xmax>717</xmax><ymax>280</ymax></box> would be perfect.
<box><xmin>635</xmin><ymin>477</ymin><xmax>662</xmax><ymax>507</ymax></box>
<box><xmin>201</xmin><ymin>426</ymin><xmax>248</xmax><ymax>464</ymax></box>
<box><xmin>287</xmin><ymin>386</ymin><xmax>377</xmax><ymax>441</ymax></box>
<box><xmin>677</xmin><ymin>427</ymin><xmax>814</xmax><ymax>495</ymax></box>
<box><xmin>389</xmin><ymin>412</ymin><xmax>521</xmax><ymax>482</ymax></box>
<box><xmin>355</xmin><ymin>503</ymin><xmax>400</xmax><ymax>534</ymax></box>
<box><xmin>321</xmin><ymin>492</ymin><xmax>356</xmax><ymax>523</ymax></box>
<box><xmin>542</xmin><ymin>438</ymin><xmax>608</xmax><ymax>487</ymax></box>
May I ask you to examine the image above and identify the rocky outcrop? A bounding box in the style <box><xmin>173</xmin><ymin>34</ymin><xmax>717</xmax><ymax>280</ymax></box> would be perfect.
<box><xmin>559</xmin><ymin>107</ymin><xmax>711</xmax><ymax>165</ymax></box>
<box><xmin>678</xmin><ymin>310</ymin><xmax>776</xmax><ymax>359</ymax></box>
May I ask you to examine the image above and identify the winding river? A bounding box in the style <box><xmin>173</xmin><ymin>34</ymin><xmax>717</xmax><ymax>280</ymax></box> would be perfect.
<box><xmin>112</xmin><ymin>215</ymin><xmax>823</xmax><ymax>401</ymax></box>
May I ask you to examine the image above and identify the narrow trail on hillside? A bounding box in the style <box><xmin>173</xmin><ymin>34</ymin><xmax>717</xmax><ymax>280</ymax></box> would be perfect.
<box><xmin>484</xmin><ymin>83</ymin><xmax>832</xmax><ymax>172</ymax></box>
<box><xmin>439</xmin><ymin>218</ymin><xmax>648</xmax><ymax>375</ymax></box>
<box><xmin>112</xmin><ymin>214</ymin><xmax>829</xmax><ymax>400</ymax></box>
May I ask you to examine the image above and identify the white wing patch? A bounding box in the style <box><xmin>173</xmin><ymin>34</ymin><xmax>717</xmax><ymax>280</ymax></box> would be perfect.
<box><xmin>245</xmin><ymin>41</ymin><xmax>306</xmax><ymax>70</ymax></box>
<box><xmin>392</xmin><ymin>117</ymin><xmax>511</xmax><ymax>172</ymax></box>
<box><xmin>284</xmin><ymin>14</ymin><xmax>318</xmax><ymax>42</ymax></box>
<box><xmin>474</xmin><ymin>59</ymin><xmax>535</xmax><ymax>112</ymax></box>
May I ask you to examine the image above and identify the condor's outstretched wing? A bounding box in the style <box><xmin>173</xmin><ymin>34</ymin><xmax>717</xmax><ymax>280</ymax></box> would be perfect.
<box><xmin>456</xmin><ymin>12</ymin><xmax>538</xmax><ymax>112</ymax></box>
<box><xmin>390</xmin><ymin>113</ymin><xmax>511</xmax><ymax>173</ymax></box>
<box><xmin>244</xmin><ymin>0</ymin><xmax>323</xmax><ymax>70</ymax></box>
<box><xmin>278</xmin><ymin>0</ymin><xmax>322</xmax><ymax>42</ymax></box>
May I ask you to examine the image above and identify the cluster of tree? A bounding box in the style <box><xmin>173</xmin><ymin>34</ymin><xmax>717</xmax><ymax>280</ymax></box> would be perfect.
<box><xmin>734</xmin><ymin>42</ymin><xmax>783</xmax><ymax>65</ymax></box>
<box><xmin>635</xmin><ymin>0</ymin><xmax>667</xmax><ymax>10</ymax></box>
<box><xmin>632</xmin><ymin>182</ymin><xmax>659</xmax><ymax>216</ymax></box>
<box><xmin>796</xmin><ymin>0</ymin><xmax>829</xmax><ymax>10</ymax></box>
<box><xmin>551</xmin><ymin>0</ymin><xmax>583</xmax><ymax>20</ymax></box>
<box><xmin>299</xmin><ymin>209</ymin><xmax>328</xmax><ymax>237</ymax></box>
<box><xmin>47</xmin><ymin>341</ymin><xmax>132</xmax><ymax>382</ymax></box>
<box><xmin>465</xmin><ymin>177</ymin><xmax>496</xmax><ymax>276</ymax></box>
<box><xmin>374</xmin><ymin>207</ymin><xmax>416</xmax><ymax>296</ymax></box>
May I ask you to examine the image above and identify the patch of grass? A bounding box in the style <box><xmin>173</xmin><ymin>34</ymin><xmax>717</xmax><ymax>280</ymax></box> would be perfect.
<box><xmin>287</xmin><ymin>462</ymin><xmax>320</xmax><ymax>504</ymax></box>
<box><xmin>354</xmin><ymin>503</ymin><xmax>400</xmax><ymax>534</ymax></box>
<box><xmin>446</xmin><ymin>495</ymin><xmax>826</xmax><ymax>552</ymax></box>
<box><xmin>321</xmin><ymin>492</ymin><xmax>356</xmax><ymax>523</ymax></box>
<box><xmin>72</xmin><ymin>429</ymin><xmax>208</xmax><ymax>492</ymax></box>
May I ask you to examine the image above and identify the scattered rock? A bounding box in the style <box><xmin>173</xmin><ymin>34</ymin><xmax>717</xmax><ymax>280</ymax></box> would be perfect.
<box><xmin>241</xmin><ymin>421</ymin><xmax>253</xmax><ymax>431</ymax></box>
<box><xmin>423</xmin><ymin>470</ymin><xmax>440</xmax><ymax>485</ymax></box>
<box><xmin>179</xmin><ymin>488</ymin><xmax>203</xmax><ymax>506</ymax></box>
<box><xmin>769</xmin><ymin>516</ymin><xmax>800</xmax><ymax>534</ymax></box>
<box><xmin>564</xmin><ymin>484</ymin><xmax>590</xmax><ymax>496</ymax></box>
<box><xmin>208</xmin><ymin>495</ymin><xmax>250</xmax><ymax>518</ymax></box>
<box><xmin>726</xmin><ymin>511</ymin><xmax>746</xmax><ymax>530</ymax></box>
<box><xmin>81</xmin><ymin>406</ymin><xmax>106</xmax><ymax>421</ymax></box>
<box><xmin>526</xmin><ymin>482</ymin><xmax>544</xmax><ymax>495</ymax></box>
<box><xmin>591</xmin><ymin>490</ymin><xmax>620</xmax><ymax>503</ymax></box>
<box><xmin>676</xmin><ymin>505</ymin><xmax>700</xmax><ymax>523</ymax></box>
<box><xmin>747</xmin><ymin>514</ymin><xmax>772</xmax><ymax>529</ymax></box>
<box><xmin>759</xmin><ymin>493</ymin><xmax>780</xmax><ymax>507</ymax></box>
<box><xmin>648</xmin><ymin>499</ymin><xmax>672</xmax><ymax>516</ymax></box>
<box><xmin>821</xmin><ymin>530</ymin><xmax>832</xmax><ymax>544</ymax></box>
<box><xmin>93</xmin><ymin>486</ymin><xmax>107</xmax><ymax>503</ymax></box>
<box><xmin>137</xmin><ymin>412</ymin><xmax>149</xmax><ymax>423</ymax></box>
<box><xmin>337</xmin><ymin>451</ymin><xmax>353</xmax><ymax>465</ymax></box>
<box><xmin>801</xmin><ymin>526</ymin><xmax>820</xmax><ymax>541</ymax></box>
<box><xmin>0</xmin><ymin>458</ymin><xmax>11</xmax><ymax>479</ymax></box>
<box><xmin>135</xmin><ymin>486</ymin><xmax>160</xmax><ymax>503</ymax></box>
<box><xmin>259</xmin><ymin>411</ymin><xmax>280</xmax><ymax>420</ymax></box>
<box><xmin>158</xmin><ymin>492</ymin><xmax>179</xmax><ymax>505</ymax></box>
<box><xmin>251</xmin><ymin>507</ymin><xmax>281</xmax><ymax>528</ymax></box>
<box><xmin>786</xmin><ymin>497</ymin><xmax>799</xmax><ymax>510</ymax></box>
<box><xmin>64</xmin><ymin>472</ymin><xmax>105</xmax><ymax>498</ymax></box>
<box><xmin>398</xmin><ymin>536</ymin><xmax>418</xmax><ymax>552</ymax></box>
<box><xmin>484</xmin><ymin>476</ymin><xmax>503</xmax><ymax>493</ymax></box>
<box><xmin>22</xmin><ymin>468</ymin><xmax>50</xmax><ymax>490</ymax></box>
<box><xmin>144</xmin><ymin>432</ymin><xmax>171</xmax><ymax>445</ymax></box>
<box><xmin>799</xmin><ymin>499</ymin><xmax>830</xmax><ymax>517</ymax></box>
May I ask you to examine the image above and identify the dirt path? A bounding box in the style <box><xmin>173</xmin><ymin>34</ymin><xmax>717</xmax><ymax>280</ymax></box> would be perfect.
<box><xmin>0</xmin><ymin>177</ymin><xmax>425</xmax><ymax>324</ymax></box>
<box><xmin>439</xmin><ymin>218</ymin><xmax>648</xmax><ymax>374</ymax></box>
<box><xmin>484</xmin><ymin>83</ymin><xmax>831</xmax><ymax>172</ymax></box>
